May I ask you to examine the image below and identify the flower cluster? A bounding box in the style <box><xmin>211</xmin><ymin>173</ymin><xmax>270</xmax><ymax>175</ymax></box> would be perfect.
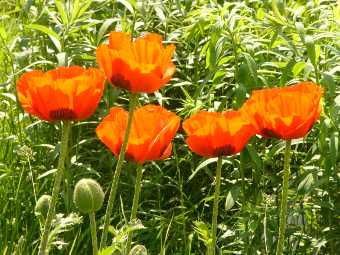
<box><xmin>16</xmin><ymin>31</ymin><xmax>324</xmax><ymax>255</ymax></box>
<box><xmin>16</xmin><ymin>32</ymin><xmax>323</xmax><ymax>161</ymax></box>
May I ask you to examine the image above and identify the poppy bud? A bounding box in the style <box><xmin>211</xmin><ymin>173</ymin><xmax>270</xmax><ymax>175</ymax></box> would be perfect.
<box><xmin>73</xmin><ymin>179</ymin><xmax>104</xmax><ymax>214</ymax></box>
<box><xmin>129</xmin><ymin>245</ymin><xmax>147</xmax><ymax>255</ymax></box>
<box><xmin>34</xmin><ymin>195</ymin><xmax>52</xmax><ymax>219</ymax></box>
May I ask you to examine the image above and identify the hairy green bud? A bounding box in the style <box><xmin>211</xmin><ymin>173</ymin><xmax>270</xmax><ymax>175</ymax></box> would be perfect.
<box><xmin>129</xmin><ymin>245</ymin><xmax>148</xmax><ymax>255</ymax></box>
<box><xmin>34</xmin><ymin>195</ymin><xmax>52</xmax><ymax>218</ymax></box>
<box><xmin>73</xmin><ymin>178</ymin><xmax>104</xmax><ymax>214</ymax></box>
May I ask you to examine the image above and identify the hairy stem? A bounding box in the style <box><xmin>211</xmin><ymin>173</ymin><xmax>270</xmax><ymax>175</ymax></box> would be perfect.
<box><xmin>99</xmin><ymin>93</ymin><xmax>139</xmax><ymax>250</ymax></box>
<box><xmin>89</xmin><ymin>212</ymin><xmax>98</xmax><ymax>255</ymax></box>
<box><xmin>276</xmin><ymin>140</ymin><xmax>292</xmax><ymax>255</ymax></box>
<box><xmin>38</xmin><ymin>121</ymin><xmax>71</xmax><ymax>255</ymax></box>
<box><xmin>208</xmin><ymin>157</ymin><xmax>223</xmax><ymax>255</ymax></box>
<box><xmin>125</xmin><ymin>164</ymin><xmax>143</xmax><ymax>254</ymax></box>
<box><xmin>239</xmin><ymin>151</ymin><xmax>250</xmax><ymax>253</ymax></box>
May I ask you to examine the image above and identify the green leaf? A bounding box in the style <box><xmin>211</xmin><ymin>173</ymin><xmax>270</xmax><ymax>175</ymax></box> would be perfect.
<box><xmin>117</xmin><ymin>0</ymin><xmax>136</xmax><ymax>14</ymax></box>
<box><xmin>26</xmin><ymin>24</ymin><xmax>61</xmax><ymax>52</ymax></box>
<box><xmin>56</xmin><ymin>52</ymin><xmax>67</xmax><ymax>66</ymax></box>
<box><xmin>298</xmin><ymin>173</ymin><xmax>314</xmax><ymax>194</ymax></box>
<box><xmin>97</xmin><ymin>18</ymin><xmax>117</xmax><ymax>45</ymax></box>
<box><xmin>321</xmin><ymin>73</ymin><xmax>336</xmax><ymax>98</ymax></box>
<box><xmin>77</xmin><ymin>0</ymin><xmax>93</xmax><ymax>20</ymax></box>
<box><xmin>269</xmin><ymin>29</ymin><xmax>279</xmax><ymax>49</ymax></box>
<box><xmin>246</xmin><ymin>144</ymin><xmax>263</xmax><ymax>170</ymax></box>
<box><xmin>295</xmin><ymin>22</ymin><xmax>305</xmax><ymax>43</ymax></box>
<box><xmin>38</xmin><ymin>169</ymin><xmax>57</xmax><ymax>179</ymax></box>
<box><xmin>193</xmin><ymin>221</ymin><xmax>211</xmax><ymax>245</ymax></box>
<box><xmin>329</xmin><ymin>131</ymin><xmax>338</xmax><ymax>168</ymax></box>
<box><xmin>271</xmin><ymin>0</ymin><xmax>287</xmax><ymax>25</ymax></box>
<box><xmin>305</xmin><ymin>35</ymin><xmax>317</xmax><ymax>66</ymax></box>
<box><xmin>242</xmin><ymin>53</ymin><xmax>258</xmax><ymax>87</ymax></box>
<box><xmin>225</xmin><ymin>191</ymin><xmax>235</xmax><ymax>211</ymax></box>
<box><xmin>292</xmin><ymin>62</ymin><xmax>306</xmax><ymax>76</ymax></box>
<box><xmin>188</xmin><ymin>158</ymin><xmax>217</xmax><ymax>182</ymax></box>
<box><xmin>154</xmin><ymin>5</ymin><xmax>166</xmax><ymax>22</ymax></box>
<box><xmin>335</xmin><ymin>95</ymin><xmax>340</xmax><ymax>107</ymax></box>
<box><xmin>1</xmin><ymin>92</ymin><xmax>16</xmax><ymax>102</ymax></box>
<box><xmin>26</xmin><ymin>24</ymin><xmax>60</xmax><ymax>41</ymax></box>
<box><xmin>55</xmin><ymin>0</ymin><xmax>68</xmax><ymax>25</ymax></box>
<box><xmin>99</xmin><ymin>247</ymin><xmax>115</xmax><ymax>255</ymax></box>
<box><xmin>256</xmin><ymin>7</ymin><xmax>265</xmax><ymax>20</ymax></box>
<box><xmin>234</xmin><ymin>83</ymin><xmax>247</xmax><ymax>108</ymax></box>
<box><xmin>188</xmin><ymin>158</ymin><xmax>232</xmax><ymax>182</ymax></box>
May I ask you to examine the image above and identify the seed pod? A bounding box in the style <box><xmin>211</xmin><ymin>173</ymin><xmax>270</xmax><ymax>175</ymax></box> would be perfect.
<box><xmin>73</xmin><ymin>178</ymin><xmax>104</xmax><ymax>214</ymax></box>
<box><xmin>34</xmin><ymin>195</ymin><xmax>52</xmax><ymax>218</ymax></box>
<box><xmin>129</xmin><ymin>245</ymin><xmax>148</xmax><ymax>255</ymax></box>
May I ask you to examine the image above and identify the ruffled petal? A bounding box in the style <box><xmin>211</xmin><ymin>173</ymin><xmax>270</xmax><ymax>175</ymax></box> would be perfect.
<box><xmin>96</xmin><ymin>32</ymin><xmax>175</xmax><ymax>93</ymax></box>
<box><xmin>96</xmin><ymin>105</ymin><xmax>180</xmax><ymax>164</ymax></box>
<box><xmin>183</xmin><ymin>110</ymin><xmax>255</xmax><ymax>158</ymax></box>
<box><xmin>17</xmin><ymin>66</ymin><xmax>105</xmax><ymax>122</ymax></box>
<box><xmin>242</xmin><ymin>82</ymin><xmax>323</xmax><ymax>140</ymax></box>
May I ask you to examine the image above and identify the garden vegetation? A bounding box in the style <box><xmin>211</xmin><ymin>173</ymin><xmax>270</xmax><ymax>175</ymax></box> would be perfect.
<box><xmin>0</xmin><ymin>1</ymin><xmax>339</xmax><ymax>255</ymax></box>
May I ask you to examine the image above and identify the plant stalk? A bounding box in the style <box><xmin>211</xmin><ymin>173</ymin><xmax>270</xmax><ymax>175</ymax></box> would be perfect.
<box><xmin>99</xmin><ymin>93</ymin><xmax>139</xmax><ymax>250</ymax></box>
<box><xmin>208</xmin><ymin>156</ymin><xmax>223</xmax><ymax>255</ymax></box>
<box><xmin>125</xmin><ymin>164</ymin><xmax>143</xmax><ymax>254</ymax></box>
<box><xmin>276</xmin><ymin>140</ymin><xmax>292</xmax><ymax>255</ymax></box>
<box><xmin>38</xmin><ymin>121</ymin><xmax>72</xmax><ymax>255</ymax></box>
<box><xmin>239</xmin><ymin>150</ymin><xmax>250</xmax><ymax>253</ymax></box>
<box><xmin>89</xmin><ymin>212</ymin><xmax>98</xmax><ymax>255</ymax></box>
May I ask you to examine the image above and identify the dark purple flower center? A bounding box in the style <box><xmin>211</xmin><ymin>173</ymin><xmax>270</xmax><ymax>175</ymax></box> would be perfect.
<box><xmin>111</xmin><ymin>74</ymin><xmax>131</xmax><ymax>91</ymax></box>
<box><xmin>49</xmin><ymin>108</ymin><xmax>76</xmax><ymax>120</ymax></box>
<box><xmin>214</xmin><ymin>145</ymin><xmax>235</xmax><ymax>156</ymax></box>
<box><xmin>260</xmin><ymin>128</ymin><xmax>282</xmax><ymax>139</ymax></box>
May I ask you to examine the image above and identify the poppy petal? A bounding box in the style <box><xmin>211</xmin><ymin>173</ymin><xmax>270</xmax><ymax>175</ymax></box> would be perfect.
<box><xmin>183</xmin><ymin>110</ymin><xmax>255</xmax><ymax>158</ymax></box>
<box><xmin>96</xmin><ymin>105</ymin><xmax>180</xmax><ymax>164</ymax></box>
<box><xmin>241</xmin><ymin>82</ymin><xmax>323</xmax><ymax>139</ymax></box>
<box><xmin>17</xmin><ymin>66</ymin><xmax>105</xmax><ymax>122</ymax></box>
<box><xmin>96</xmin><ymin>32</ymin><xmax>175</xmax><ymax>93</ymax></box>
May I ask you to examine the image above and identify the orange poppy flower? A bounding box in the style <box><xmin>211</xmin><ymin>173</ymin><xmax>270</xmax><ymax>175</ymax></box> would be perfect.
<box><xmin>16</xmin><ymin>66</ymin><xmax>105</xmax><ymax>122</ymax></box>
<box><xmin>183</xmin><ymin>110</ymin><xmax>255</xmax><ymax>158</ymax></box>
<box><xmin>241</xmin><ymin>82</ymin><xmax>323</xmax><ymax>139</ymax></box>
<box><xmin>96</xmin><ymin>105</ymin><xmax>180</xmax><ymax>164</ymax></box>
<box><xmin>96</xmin><ymin>32</ymin><xmax>175</xmax><ymax>93</ymax></box>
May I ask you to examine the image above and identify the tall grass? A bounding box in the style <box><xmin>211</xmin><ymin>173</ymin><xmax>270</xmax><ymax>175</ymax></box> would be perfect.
<box><xmin>0</xmin><ymin>0</ymin><xmax>339</xmax><ymax>254</ymax></box>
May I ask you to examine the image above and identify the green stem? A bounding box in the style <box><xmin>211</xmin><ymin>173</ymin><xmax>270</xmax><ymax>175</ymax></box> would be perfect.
<box><xmin>125</xmin><ymin>164</ymin><xmax>143</xmax><ymax>254</ymax></box>
<box><xmin>239</xmin><ymin>153</ymin><xmax>246</xmax><ymax>206</ymax></box>
<box><xmin>239</xmin><ymin>151</ymin><xmax>249</xmax><ymax>253</ymax></box>
<box><xmin>276</xmin><ymin>140</ymin><xmax>292</xmax><ymax>255</ymax></box>
<box><xmin>99</xmin><ymin>93</ymin><xmax>139</xmax><ymax>250</ymax></box>
<box><xmin>208</xmin><ymin>157</ymin><xmax>223</xmax><ymax>255</ymax></box>
<box><xmin>89</xmin><ymin>212</ymin><xmax>98</xmax><ymax>255</ymax></box>
<box><xmin>314</xmin><ymin>64</ymin><xmax>320</xmax><ymax>84</ymax></box>
<box><xmin>38</xmin><ymin>121</ymin><xmax>71</xmax><ymax>255</ymax></box>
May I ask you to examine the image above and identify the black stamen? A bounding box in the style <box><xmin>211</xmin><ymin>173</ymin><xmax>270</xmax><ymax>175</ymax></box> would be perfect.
<box><xmin>261</xmin><ymin>128</ymin><xmax>282</xmax><ymax>139</ymax></box>
<box><xmin>214</xmin><ymin>144</ymin><xmax>235</xmax><ymax>156</ymax></box>
<box><xmin>111</xmin><ymin>74</ymin><xmax>131</xmax><ymax>91</ymax></box>
<box><xmin>49</xmin><ymin>108</ymin><xmax>76</xmax><ymax>121</ymax></box>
